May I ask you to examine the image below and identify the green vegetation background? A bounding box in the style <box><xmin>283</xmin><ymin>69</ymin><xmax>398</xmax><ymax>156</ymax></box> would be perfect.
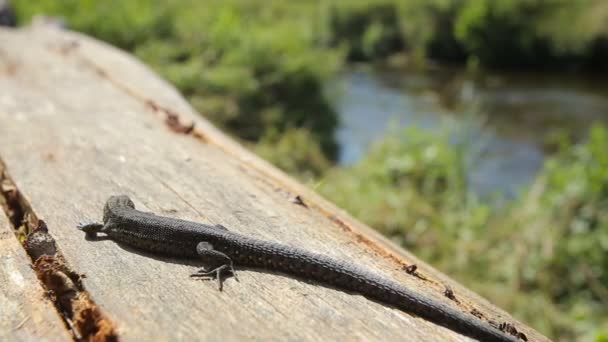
<box><xmin>13</xmin><ymin>0</ymin><xmax>608</xmax><ymax>340</ymax></box>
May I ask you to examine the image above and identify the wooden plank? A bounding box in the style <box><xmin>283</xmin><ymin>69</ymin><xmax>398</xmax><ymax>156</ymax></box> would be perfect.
<box><xmin>0</xmin><ymin>201</ymin><xmax>71</xmax><ymax>341</ymax></box>
<box><xmin>0</xmin><ymin>25</ymin><xmax>547</xmax><ymax>341</ymax></box>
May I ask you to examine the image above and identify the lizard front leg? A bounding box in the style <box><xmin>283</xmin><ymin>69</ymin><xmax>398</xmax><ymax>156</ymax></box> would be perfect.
<box><xmin>190</xmin><ymin>241</ymin><xmax>237</xmax><ymax>291</ymax></box>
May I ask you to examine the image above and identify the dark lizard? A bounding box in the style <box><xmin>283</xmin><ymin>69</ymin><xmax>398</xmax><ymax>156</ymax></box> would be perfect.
<box><xmin>78</xmin><ymin>195</ymin><xmax>518</xmax><ymax>342</ymax></box>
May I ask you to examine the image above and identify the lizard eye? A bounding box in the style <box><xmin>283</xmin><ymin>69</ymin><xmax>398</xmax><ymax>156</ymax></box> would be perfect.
<box><xmin>113</xmin><ymin>195</ymin><xmax>135</xmax><ymax>209</ymax></box>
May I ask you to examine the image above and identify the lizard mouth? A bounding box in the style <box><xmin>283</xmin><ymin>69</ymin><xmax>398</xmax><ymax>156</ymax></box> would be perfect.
<box><xmin>77</xmin><ymin>222</ymin><xmax>103</xmax><ymax>234</ymax></box>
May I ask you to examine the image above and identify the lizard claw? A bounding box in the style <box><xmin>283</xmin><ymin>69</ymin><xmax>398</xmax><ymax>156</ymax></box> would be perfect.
<box><xmin>190</xmin><ymin>264</ymin><xmax>237</xmax><ymax>291</ymax></box>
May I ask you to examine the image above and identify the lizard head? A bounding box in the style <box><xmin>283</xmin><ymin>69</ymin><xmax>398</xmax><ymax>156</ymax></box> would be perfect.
<box><xmin>103</xmin><ymin>195</ymin><xmax>135</xmax><ymax>223</ymax></box>
<box><xmin>77</xmin><ymin>195</ymin><xmax>135</xmax><ymax>236</ymax></box>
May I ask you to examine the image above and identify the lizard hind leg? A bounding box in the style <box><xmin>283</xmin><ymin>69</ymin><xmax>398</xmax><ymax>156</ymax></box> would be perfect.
<box><xmin>190</xmin><ymin>241</ymin><xmax>237</xmax><ymax>291</ymax></box>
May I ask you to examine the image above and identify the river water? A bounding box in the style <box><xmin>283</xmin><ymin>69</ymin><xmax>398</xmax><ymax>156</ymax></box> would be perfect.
<box><xmin>333</xmin><ymin>67</ymin><xmax>608</xmax><ymax>198</ymax></box>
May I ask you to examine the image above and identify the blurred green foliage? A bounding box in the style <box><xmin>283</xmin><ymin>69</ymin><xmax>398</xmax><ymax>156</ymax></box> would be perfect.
<box><xmin>327</xmin><ymin>1</ymin><xmax>403</xmax><ymax>61</ymax></box>
<box><xmin>319</xmin><ymin>126</ymin><xmax>480</xmax><ymax>255</ymax></box>
<box><xmin>12</xmin><ymin>1</ymin><xmax>175</xmax><ymax>50</ymax></box>
<box><xmin>319</xmin><ymin>124</ymin><xmax>608</xmax><ymax>340</ymax></box>
<box><xmin>254</xmin><ymin>128</ymin><xmax>331</xmax><ymax>180</ymax></box>
<box><xmin>454</xmin><ymin>0</ymin><xmax>608</xmax><ymax>68</ymax></box>
<box><xmin>12</xmin><ymin>0</ymin><xmax>608</xmax><ymax>339</ymax></box>
<box><xmin>13</xmin><ymin>0</ymin><xmax>342</xmax><ymax>169</ymax></box>
<box><xmin>12</xmin><ymin>0</ymin><xmax>608</xmax><ymax>172</ymax></box>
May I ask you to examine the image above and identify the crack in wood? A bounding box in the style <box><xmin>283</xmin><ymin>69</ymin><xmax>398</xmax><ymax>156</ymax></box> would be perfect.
<box><xmin>0</xmin><ymin>159</ymin><xmax>118</xmax><ymax>342</ymax></box>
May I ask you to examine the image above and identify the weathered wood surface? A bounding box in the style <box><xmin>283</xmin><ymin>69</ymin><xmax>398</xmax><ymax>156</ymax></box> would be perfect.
<box><xmin>0</xmin><ymin>205</ymin><xmax>71</xmax><ymax>341</ymax></box>
<box><xmin>0</xmin><ymin>25</ymin><xmax>547</xmax><ymax>341</ymax></box>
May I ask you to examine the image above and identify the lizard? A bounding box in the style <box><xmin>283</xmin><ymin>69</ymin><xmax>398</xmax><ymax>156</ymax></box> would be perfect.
<box><xmin>78</xmin><ymin>195</ymin><xmax>519</xmax><ymax>342</ymax></box>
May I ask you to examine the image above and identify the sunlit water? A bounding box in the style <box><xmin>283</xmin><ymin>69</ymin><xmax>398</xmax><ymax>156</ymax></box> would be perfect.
<box><xmin>332</xmin><ymin>67</ymin><xmax>608</xmax><ymax>198</ymax></box>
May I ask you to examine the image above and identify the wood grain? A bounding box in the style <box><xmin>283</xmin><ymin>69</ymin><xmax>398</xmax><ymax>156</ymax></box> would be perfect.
<box><xmin>0</xmin><ymin>25</ymin><xmax>548</xmax><ymax>341</ymax></box>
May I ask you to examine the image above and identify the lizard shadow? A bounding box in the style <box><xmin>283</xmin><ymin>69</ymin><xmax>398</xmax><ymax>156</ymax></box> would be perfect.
<box><xmin>87</xmin><ymin>234</ymin><xmax>296</xmax><ymax>282</ymax></box>
<box><xmin>86</xmin><ymin>234</ymin><xmax>205</xmax><ymax>268</ymax></box>
<box><xmin>84</xmin><ymin>233</ymin><xmax>438</xmax><ymax>313</ymax></box>
<box><xmin>86</xmin><ymin>233</ymin><xmax>390</xmax><ymax>295</ymax></box>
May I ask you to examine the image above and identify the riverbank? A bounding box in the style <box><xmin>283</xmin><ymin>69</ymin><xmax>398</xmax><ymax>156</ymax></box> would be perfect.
<box><xmin>333</xmin><ymin>66</ymin><xmax>608</xmax><ymax>198</ymax></box>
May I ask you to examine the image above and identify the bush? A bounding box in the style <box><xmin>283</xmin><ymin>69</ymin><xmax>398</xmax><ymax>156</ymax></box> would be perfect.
<box><xmin>327</xmin><ymin>1</ymin><xmax>404</xmax><ymax>61</ymax></box>
<box><xmin>319</xmin><ymin>123</ymin><xmax>608</xmax><ymax>340</ymax></box>
<box><xmin>455</xmin><ymin>0</ymin><xmax>608</xmax><ymax>69</ymax></box>
<box><xmin>13</xmin><ymin>0</ymin><xmax>174</xmax><ymax>50</ymax></box>
<box><xmin>319</xmin><ymin>125</ymin><xmax>491</xmax><ymax>264</ymax></box>
<box><xmin>499</xmin><ymin>124</ymin><xmax>608</xmax><ymax>339</ymax></box>
<box><xmin>254</xmin><ymin>128</ymin><xmax>332</xmax><ymax>180</ymax></box>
